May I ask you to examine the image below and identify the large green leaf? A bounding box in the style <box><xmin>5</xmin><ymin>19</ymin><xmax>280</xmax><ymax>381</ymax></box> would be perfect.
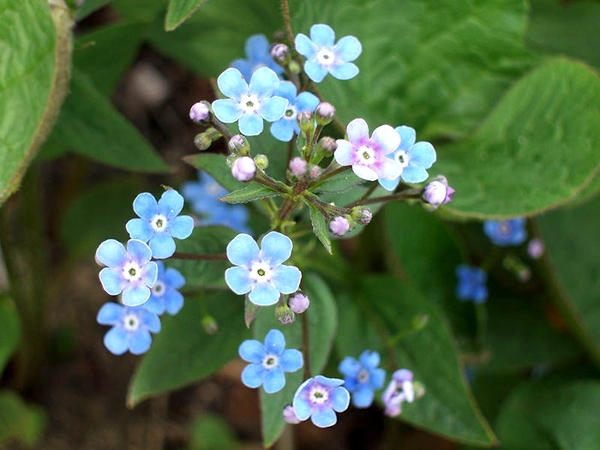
<box><xmin>0</xmin><ymin>0</ymin><xmax>72</xmax><ymax>205</ymax></box>
<box><xmin>165</xmin><ymin>0</ymin><xmax>207</xmax><ymax>31</ymax></box>
<box><xmin>0</xmin><ymin>297</ymin><xmax>21</xmax><ymax>374</ymax></box>
<box><xmin>537</xmin><ymin>197</ymin><xmax>600</xmax><ymax>368</ymax></box>
<box><xmin>290</xmin><ymin>0</ymin><xmax>534</xmax><ymax>139</ymax></box>
<box><xmin>128</xmin><ymin>290</ymin><xmax>249</xmax><ymax>406</ymax></box>
<box><xmin>436</xmin><ymin>58</ymin><xmax>600</xmax><ymax>219</ymax></box>
<box><xmin>336</xmin><ymin>276</ymin><xmax>497</xmax><ymax>446</ymax></box>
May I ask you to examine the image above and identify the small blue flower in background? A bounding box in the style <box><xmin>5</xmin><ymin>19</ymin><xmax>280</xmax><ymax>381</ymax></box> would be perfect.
<box><xmin>270</xmin><ymin>81</ymin><xmax>320</xmax><ymax>142</ymax></box>
<box><xmin>126</xmin><ymin>190</ymin><xmax>194</xmax><ymax>259</ymax></box>
<box><xmin>455</xmin><ymin>264</ymin><xmax>488</xmax><ymax>304</ymax></box>
<box><xmin>225</xmin><ymin>232</ymin><xmax>302</xmax><ymax>306</ymax></box>
<box><xmin>295</xmin><ymin>24</ymin><xmax>362</xmax><ymax>83</ymax></box>
<box><xmin>97</xmin><ymin>302</ymin><xmax>161</xmax><ymax>355</ymax></box>
<box><xmin>143</xmin><ymin>262</ymin><xmax>185</xmax><ymax>316</ymax></box>
<box><xmin>335</xmin><ymin>118</ymin><xmax>402</xmax><ymax>182</ymax></box>
<box><xmin>338</xmin><ymin>350</ymin><xmax>386</xmax><ymax>408</ymax></box>
<box><xmin>230</xmin><ymin>34</ymin><xmax>284</xmax><ymax>81</ymax></box>
<box><xmin>381</xmin><ymin>369</ymin><xmax>414</xmax><ymax>417</ymax></box>
<box><xmin>292</xmin><ymin>375</ymin><xmax>350</xmax><ymax>428</ymax></box>
<box><xmin>212</xmin><ymin>67</ymin><xmax>288</xmax><ymax>136</ymax></box>
<box><xmin>483</xmin><ymin>218</ymin><xmax>527</xmax><ymax>247</ymax></box>
<box><xmin>95</xmin><ymin>239</ymin><xmax>158</xmax><ymax>306</ymax></box>
<box><xmin>379</xmin><ymin>126</ymin><xmax>437</xmax><ymax>191</ymax></box>
<box><xmin>238</xmin><ymin>329</ymin><xmax>303</xmax><ymax>393</ymax></box>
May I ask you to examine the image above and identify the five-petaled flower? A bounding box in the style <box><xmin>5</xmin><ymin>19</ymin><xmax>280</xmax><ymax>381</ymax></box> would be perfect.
<box><xmin>378</xmin><ymin>126</ymin><xmax>437</xmax><ymax>191</ymax></box>
<box><xmin>238</xmin><ymin>329</ymin><xmax>303</xmax><ymax>393</ymax></box>
<box><xmin>335</xmin><ymin>118</ymin><xmax>402</xmax><ymax>182</ymax></box>
<box><xmin>292</xmin><ymin>375</ymin><xmax>350</xmax><ymax>428</ymax></box>
<box><xmin>270</xmin><ymin>81</ymin><xmax>320</xmax><ymax>142</ymax></box>
<box><xmin>230</xmin><ymin>34</ymin><xmax>284</xmax><ymax>81</ymax></box>
<box><xmin>126</xmin><ymin>190</ymin><xmax>194</xmax><ymax>259</ymax></box>
<box><xmin>381</xmin><ymin>369</ymin><xmax>415</xmax><ymax>417</ymax></box>
<box><xmin>212</xmin><ymin>67</ymin><xmax>288</xmax><ymax>136</ymax></box>
<box><xmin>225</xmin><ymin>232</ymin><xmax>302</xmax><ymax>306</ymax></box>
<box><xmin>95</xmin><ymin>239</ymin><xmax>158</xmax><ymax>306</ymax></box>
<box><xmin>143</xmin><ymin>262</ymin><xmax>186</xmax><ymax>316</ymax></box>
<box><xmin>455</xmin><ymin>264</ymin><xmax>488</xmax><ymax>304</ymax></box>
<box><xmin>96</xmin><ymin>302</ymin><xmax>161</xmax><ymax>355</ymax></box>
<box><xmin>338</xmin><ymin>350</ymin><xmax>386</xmax><ymax>408</ymax></box>
<box><xmin>483</xmin><ymin>218</ymin><xmax>527</xmax><ymax>247</ymax></box>
<box><xmin>295</xmin><ymin>24</ymin><xmax>362</xmax><ymax>83</ymax></box>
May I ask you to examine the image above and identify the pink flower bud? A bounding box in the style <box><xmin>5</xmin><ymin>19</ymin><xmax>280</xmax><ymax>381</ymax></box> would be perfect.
<box><xmin>232</xmin><ymin>156</ymin><xmax>256</xmax><ymax>181</ymax></box>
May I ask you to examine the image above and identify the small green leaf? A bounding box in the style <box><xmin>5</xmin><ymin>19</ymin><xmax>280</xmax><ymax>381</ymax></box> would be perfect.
<box><xmin>184</xmin><ymin>153</ymin><xmax>245</xmax><ymax>192</ymax></box>
<box><xmin>0</xmin><ymin>298</ymin><xmax>21</xmax><ymax>374</ymax></box>
<box><xmin>165</xmin><ymin>0</ymin><xmax>207</xmax><ymax>31</ymax></box>
<box><xmin>310</xmin><ymin>170</ymin><xmax>364</xmax><ymax>194</ymax></box>
<box><xmin>220</xmin><ymin>183</ymin><xmax>282</xmax><ymax>204</ymax></box>
<box><xmin>127</xmin><ymin>290</ymin><xmax>249</xmax><ymax>406</ymax></box>
<box><xmin>307</xmin><ymin>202</ymin><xmax>332</xmax><ymax>254</ymax></box>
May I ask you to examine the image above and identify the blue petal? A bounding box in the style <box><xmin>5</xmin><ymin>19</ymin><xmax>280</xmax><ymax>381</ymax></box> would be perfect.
<box><xmin>133</xmin><ymin>192</ymin><xmax>158</xmax><ymax>220</ymax></box>
<box><xmin>280</xmin><ymin>349</ymin><xmax>303</xmax><ymax>372</ymax></box>
<box><xmin>304</xmin><ymin>60</ymin><xmax>328</xmax><ymax>83</ymax></box>
<box><xmin>143</xmin><ymin>295</ymin><xmax>165</xmax><ymax>315</ymax></box>
<box><xmin>122</xmin><ymin>284</ymin><xmax>151</xmax><ymax>306</ymax></box>
<box><xmin>334</xmin><ymin>35</ymin><xmax>362</xmax><ymax>62</ymax></box>
<box><xmin>239</xmin><ymin>339</ymin><xmax>266</xmax><ymax>363</ymax></box>
<box><xmin>409</xmin><ymin>142</ymin><xmax>436</xmax><ymax>168</ymax></box>
<box><xmin>217</xmin><ymin>68</ymin><xmax>248</xmax><ymax>99</ymax></box>
<box><xmin>249</xmin><ymin>282</ymin><xmax>280</xmax><ymax>306</ymax></box>
<box><xmin>139</xmin><ymin>308</ymin><xmax>161</xmax><ymax>333</ymax></box>
<box><xmin>225</xmin><ymin>266</ymin><xmax>253</xmax><ymax>295</ymax></box>
<box><xmin>329</xmin><ymin>62</ymin><xmax>359</xmax><ymax>81</ymax></box>
<box><xmin>400</xmin><ymin>165</ymin><xmax>428</xmax><ymax>183</ymax></box>
<box><xmin>351</xmin><ymin>385</ymin><xmax>375</xmax><ymax>408</ymax></box>
<box><xmin>311</xmin><ymin>406</ymin><xmax>337</xmax><ymax>428</ymax></box>
<box><xmin>353</xmin><ymin>164</ymin><xmax>378</xmax><ymax>182</ymax></box>
<box><xmin>295</xmin><ymin>91</ymin><xmax>320</xmax><ymax>112</ymax></box>
<box><xmin>227</xmin><ymin>233</ymin><xmax>259</xmax><ymax>266</ymax></box>
<box><xmin>158</xmin><ymin>189</ymin><xmax>184</xmax><ymax>218</ymax></box>
<box><xmin>338</xmin><ymin>357</ymin><xmax>360</xmax><ymax>378</ymax></box>
<box><xmin>126</xmin><ymin>218</ymin><xmax>153</xmax><ymax>242</ymax></box>
<box><xmin>104</xmin><ymin>327</ymin><xmax>128</xmax><ymax>355</ymax></box>
<box><xmin>371</xmin><ymin>368</ymin><xmax>386</xmax><ymax>389</ymax></box>
<box><xmin>95</xmin><ymin>239</ymin><xmax>127</xmax><ymax>268</ymax></box>
<box><xmin>294</xmin><ymin>33</ymin><xmax>316</xmax><ymax>59</ymax></box>
<box><xmin>359</xmin><ymin>350</ymin><xmax>380</xmax><ymax>368</ymax></box>
<box><xmin>167</xmin><ymin>215</ymin><xmax>194</xmax><ymax>239</ymax></box>
<box><xmin>149</xmin><ymin>233</ymin><xmax>176</xmax><ymax>259</ymax></box>
<box><xmin>292</xmin><ymin>379</ymin><xmax>313</xmax><ymax>420</ymax></box>
<box><xmin>99</xmin><ymin>268</ymin><xmax>123</xmax><ymax>296</ymax></box>
<box><xmin>238</xmin><ymin>113</ymin><xmax>264</xmax><ymax>136</ymax></box>
<box><xmin>263</xmin><ymin>367</ymin><xmax>286</xmax><ymax>393</ymax></box>
<box><xmin>260</xmin><ymin>96</ymin><xmax>288</xmax><ymax>122</ymax></box>
<box><xmin>395</xmin><ymin>126</ymin><xmax>416</xmax><ymax>148</ymax></box>
<box><xmin>270</xmin><ymin>119</ymin><xmax>295</xmax><ymax>142</ymax></box>
<box><xmin>97</xmin><ymin>302</ymin><xmax>124</xmax><ymax>326</ymax></box>
<box><xmin>249</xmin><ymin>67</ymin><xmax>279</xmax><ymax>99</ymax></box>
<box><xmin>264</xmin><ymin>329</ymin><xmax>286</xmax><ymax>355</ymax></box>
<box><xmin>260</xmin><ymin>232</ymin><xmax>292</xmax><ymax>265</ymax></box>
<box><xmin>273</xmin><ymin>80</ymin><xmax>297</xmax><ymax>101</ymax></box>
<box><xmin>310</xmin><ymin>24</ymin><xmax>335</xmax><ymax>47</ymax></box>
<box><xmin>272</xmin><ymin>265</ymin><xmax>301</xmax><ymax>295</ymax></box>
<box><xmin>142</xmin><ymin>261</ymin><xmax>158</xmax><ymax>288</ymax></box>
<box><xmin>164</xmin><ymin>267</ymin><xmax>185</xmax><ymax>289</ymax></box>
<box><xmin>164</xmin><ymin>290</ymin><xmax>184</xmax><ymax>315</ymax></box>
<box><xmin>230</xmin><ymin>59</ymin><xmax>253</xmax><ymax>81</ymax></box>
<box><xmin>378</xmin><ymin>176</ymin><xmax>401</xmax><ymax>192</ymax></box>
<box><xmin>128</xmin><ymin>329</ymin><xmax>152</xmax><ymax>355</ymax></box>
<box><xmin>127</xmin><ymin>239</ymin><xmax>153</xmax><ymax>264</ymax></box>
<box><xmin>331</xmin><ymin>386</ymin><xmax>351</xmax><ymax>412</ymax></box>
<box><xmin>245</xmin><ymin>34</ymin><xmax>270</xmax><ymax>63</ymax></box>
<box><xmin>212</xmin><ymin>99</ymin><xmax>242</xmax><ymax>124</ymax></box>
<box><xmin>241</xmin><ymin>364</ymin><xmax>265</xmax><ymax>389</ymax></box>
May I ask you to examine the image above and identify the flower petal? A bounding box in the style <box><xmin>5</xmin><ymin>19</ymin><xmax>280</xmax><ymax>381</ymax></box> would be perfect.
<box><xmin>270</xmin><ymin>118</ymin><xmax>295</xmax><ymax>142</ymax></box>
<box><xmin>149</xmin><ymin>233</ymin><xmax>176</xmax><ymax>259</ymax></box>
<box><xmin>227</xmin><ymin>234</ymin><xmax>259</xmax><ymax>266</ymax></box>
<box><xmin>225</xmin><ymin>266</ymin><xmax>253</xmax><ymax>295</ymax></box>
<box><xmin>346</xmin><ymin>118</ymin><xmax>369</xmax><ymax>144</ymax></box>
<box><xmin>260</xmin><ymin>232</ymin><xmax>292</xmax><ymax>265</ymax></box>
<box><xmin>164</xmin><ymin>290</ymin><xmax>184</xmax><ymax>315</ymax></box>
<box><xmin>122</xmin><ymin>284</ymin><xmax>151</xmax><ymax>307</ymax></box>
<box><xmin>395</xmin><ymin>125</ymin><xmax>416</xmax><ymax>148</ymax></box>
<box><xmin>304</xmin><ymin>60</ymin><xmax>328</xmax><ymax>83</ymax></box>
<box><xmin>351</xmin><ymin>385</ymin><xmax>375</xmax><ymax>408</ymax></box>
<box><xmin>241</xmin><ymin>363</ymin><xmax>265</xmax><ymax>388</ymax></box>
<box><xmin>329</xmin><ymin>62</ymin><xmax>359</xmax><ymax>81</ymax></box>
<box><xmin>99</xmin><ymin>268</ymin><xmax>123</xmax><ymax>296</ymax></box>
<box><xmin>295</xmin><ymin>91</ymin><xmax>320</xmax><ymax>112</ymax></box>
<box><xmin>378</xmin><ymin>176</ymin><xmax>400</xmax><ymax>192</ymax></box>
<box><xmin>334</xmin><ymin>140</ymin><xmax>355</xmax><ymax>166</ymax></box>
<box><xmin>128</xmin><ymin>329</ymin><xmax>152</xmax><ymax>355</ymax></box>
<box><xmin>408</xmin><ymin>141</ymin><xmax>436</xmax><ymax>168</ymax></box>
<box><xmin>311</xmin><ymin>406</ymin><xmax>337</xmax><ymax>428</ymax></box>
<box><xmin>371</xmin><ymin>124</ymin><xmax>401</xmax><ymax>154</ymax></box>
<box><xmin>132</xmin><ymin>192</ymin><xmax>158</xmax><ymax>220</ymax></box>
<box><xmin>310</xmin><ymin>24</ymin><xmax>335</xmax><ymax>47</ymax></box>
<box><xmin>261</xmin><ymin>96</ymin><xmax>288</xmax><ymax>122</ymax></box>
<box><xmin>239</xmin><ymin>339</ymin><xmax>266</xmax><ymax>363</ymax></box>
<box><xmin>263</xmin><ymin>367</ymin><xmax>286</xmax><ymax>393</ymax></box>
<box><xmin>212</xmin><ymin>99</ymin><xmax>243</xmax><ymax>124</ymax></box>
<box><xmin>331</xmin><ymin>386</ymin><xmax>351</xmax><ymax>412</ymax></box>
<box><xmin>249</xmin><ymin>67</ymin><xmax>280</xmax><ymax>99</ymax></box>
<box><xmin>352</xmin><ymin>164</ymin><xmax>378</xmax><ymax>181</ymax></box>
<box><xmin>294</xmin><ymin>33</ymin><xmax>316</xmax><ymax>58</ymax></box>
<box><xmin>238</xmin><ymin>113</ymin><xmax>264</xmax><ymax>136</ymax></box>
<box><xmin>164</xmin><ymin>267</ymin><xmax>185</xmax><ymax>289</ymax></box>
<box><xmin>280</xmin><ymin>349</ymin><xmax>303</xmax><ymax>372</ymax></box>
<box><xmin>248</xmin><ymin>282</ymin><xmax>280</xmax><ymax>306</ymax></box>
<box><xmin>97</xmin><ymin>302</ymin><xmax>124</xmax><ymax>326</ymax></box>
<box><xmin>167</xmin><ymin>215</ymin><xmax>194</xmax><ymax>239</ymax></box>
<box><xmin>264</xmin><ymin>329</ymin><xmax>286</xmax><ymax>355</ymax></box>
<box><xmin>126</xmin><ymin>218</ymin><xmax>153</xmax><ymax>242</ymax></box>
<box><xmin>217</xmin><ymin>68</ymin><xmax>248</xmax><ymax>99</ymax></box>
<box><xmin>400</xmin><ymin>165</ymin><xmax>428</xmax><ymax>183</ymax></box>
<box><xmin>158</xmin><ymin>189</ymin><xmax>184</xmax><ymax>217</ymax></box>
<box><xmin>127</xmin><ymin>239</ymin><xmax>153</xmax><ymax>263</ymax></box>
<box><xmin>95</xmin><ymin>239</ymin><xmax>127</xmax><ymax>268</ymax></box>
<box><xmin>103</xmin><ymin>327</ymin><xmax>128</xmax><ymax>355</ymax></box>
<box><xmin>272</xmin><ymin>265</ymin><xmax>302</xmax><ymax>295</ymax></box>
<box><xmin>334</xmin><ymin>35</ymin><xmax>362</xmax><ymax>62</ymax></box>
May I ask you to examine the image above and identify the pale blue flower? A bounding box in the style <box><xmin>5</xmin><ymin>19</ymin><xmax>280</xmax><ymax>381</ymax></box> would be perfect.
<box><xmin>143</xmin><ymin>262</ymin><xmax>185</xmax><ymax>316</ymax></box>
<box><xmin>225</xmin><ymin>232</ymin><xmax>302</xmax><ymax>306</ymax></box>
<box><xmin>230</xmin><ymin>34</ymin><xmax>284</xmax><ymax>81</ymax></box>
<box><xmin>292</xmin><ymin>375</ymin><xmax>350</xmax><ymax>428</ymax></box>
<box><xmin>379</xmin><ymin>126</ymin><xmax>437</xmax><ymax>191</ymax></box>
<box><xmin>238</xmin><ymin>329</ymin><xmax>303</xmax><ymax>393</ymax></box>
<box><xmin>97</xmin><ymin>302</ymin><xmax>161</xmax><ymax>355</ymax></box>
<box><xmin>483</xmin><ymin>218</ymin><xmax>527</xmax><ymax>247</ymax></box>
<box><xmin>126</xmin><ymin>190</ymin><xmax>194</xmax><ymax>259</ymax></box>
<box><xmin>270</xmin><ymin>81</ymin><xmax>320</xmax><ymax>142</ymax></box>
<box><xmin>212</xmin><ymin>67</ymin><xmax>288</xmax><ymax>136</ymax></box>
<box><xmin>456</xmin><ymin>264</ymin><xmax>488</xmax><ymax>304</ymax></box>
<box><xmin>295</xmin><ymin>24</ymin><xmax>362</xmax><ymax>83</ymax></box>
<box><xmin>338</xmin><ymin>350</ymin><xmax>386</xmax><ymax>408</ymax></box>
<box><xmin>95</xmin><ymin>239</ymin><xmax>158</xmax><ymax>306</ymax></box>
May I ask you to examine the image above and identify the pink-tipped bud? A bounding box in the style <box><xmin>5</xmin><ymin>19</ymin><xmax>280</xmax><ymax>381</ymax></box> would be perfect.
<box><xmin>308</xmin><ymin>165</ymin><xmax>322</xmax><ymax>179</ymax></box>
<box><xmin>315</xmin><ymin>102</ymin><xmax>335</xmax><ymax>126</ymax></box>
<box><xmin>296</xmin><ymin>110</ymin><xmax>314</xmax><ymax>133</ymax></box>
<box><xmin>271</xmin><ymin>43</ymin><xmax>290</xmax><ymax>65</ymax></box>
<box><xmin>422</xmin><ymin>175</ymin><xmax>454</xmax><ymax>207</ymax></box>
<box><xmin>352</xmin><ymin>207</ymin><xmax>372</xmax><ymax>225</ymax></box>
<box><xmin>276</xmin><ymin>304</ymin><xmax>295</xmax><ymax>325</ymax></box>
<box><xmin>288</xmin><ymin>293</ymin><xmax>310</xmax><ymax>314</ymax></box>
<box><xmin>232</xmin><ymin>156</ymin><xmax>256</xmax><ymax>181</ymax></box>
<box><xmin>189</xmin><ymin>101</ymin><xmax>212</xmax><ymax>124</ymax></box>
<box><xmin>317</xmin><ymin>136</ymin><xmax>337</xmax><ymax>154</ymax></box>
<box><xmin>289</xmin><ymin>157</ymin><xmax>307</xmax><ymax>177</ymax></box>
<box><xmin>283</xmin><ymin>405</ymin><xmax>301</xmax><ymax>424</ymax></box>
<box><xmin>228</xmin><ymin>134</ymin><xmax>250</xmax><ymax>155</ymax></box>
<box><xmin>329</xmin><ymin>216</ymin><xmax>351</xmax><ymax>236</ymax></box>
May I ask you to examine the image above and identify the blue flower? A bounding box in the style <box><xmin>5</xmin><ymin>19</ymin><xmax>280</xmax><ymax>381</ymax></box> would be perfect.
<box><xmin>95</xmin><ymin>239</ymin><xmax>158</xmax><ymax>306</ymax></box>
<box><xmin>97</xmin><ymin>302</ymin><xmax>161</xmax><ymax>355</ymax></box>
<box><xmin>483</xmin><ymin>218</ymin><xmax>527</xmax><ymax>247</ymax></box>
<box><xmin>269</xmin><ymin>81</ymin><xmax>320</xmax><ymax>142</ymax></box>
<box><xmin>379</xmin><ymin>126</ymin><xmax>437</xmax><ymax>191</ymax></box>
<box><xmin>338</xmin><ymin>350</ymin><xmax>386</xmax><ymax>408</ymax></box>
<box><xmin>455</xmin><ymin>264</ymin><xmax>488</xmax><ymax>304</ymax></box>
<box><xmin>126</xmin><ymin>190</ymin><xmax>194</xmax><ymax>259</ymax></box>
<box><xmin>381</xmin><ymin>369</ymin><xmax>414</xmax><ymax>417</ymax></box>
<box><xmin>230</xmin><ymin>34</ymin><xmax>284</xmax><ymax>81</ymax></box>
<box><xmin>212</xmin><ymin>67</ymin><xmax>288</xmax><ymax>136</ymax></box>
<box><xmin>292</xmin><ymin>375</ymin><xmax>350</xmax><ymax>428</ymax></box>
<box><xmin>238</xmin><ymin>329</ymin><xmax>303</xmax><ymax>393</ymax></box>
<box><xmin>143</xmin><ymin>262</ymin><xmax>185</xmax><ymax>315</ymax></box>
<box><xmin>225</xmin><ymin>232</ymin><xmax>302</xmax><ymax>306</ymax></box>
<box><xmin>294</xmin><ymin>24</ymin><xmax>362</xmax><ymax>83</ymax></box>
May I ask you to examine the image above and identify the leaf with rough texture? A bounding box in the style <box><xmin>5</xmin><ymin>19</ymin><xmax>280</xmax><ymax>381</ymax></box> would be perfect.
<box><xmin>165</xmin><ymin>0</ymin><xmax>207</xmax><ymax>31</ymax></box>
<box><xmin>307</xmin><ymin>202</ymin><xmax>331</xmax><ymax>254</ymax></box>
<box><xmin>220</xmin><ymin>183</ymin><xmax>282</xmax><ymax>204</ymax></box>
<box><xmin>128</xmin><ymin>290</ymin><xmax>249</xmax><ymax>406</ymax></box>
<box><xmin>435</xmin><ymin>58</ymin><xmax>600</xmax><ymax>219</ymax></box>
<box><xmin>0</xmin><ymin>0</ymin><xmax>72</xmax><ymax>205</ymax></box>
<box><xmin>0</xmin><ymin>297</ymin><xmax>21</xmax><ymax>374</ymax></box>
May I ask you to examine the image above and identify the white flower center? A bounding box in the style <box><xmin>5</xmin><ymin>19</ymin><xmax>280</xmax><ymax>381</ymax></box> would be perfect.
<box><xmin>151</xmin><ymin>214</ymin><xmax>168</xmax><ymax>232</ymax></box>
<box><xmin>123</xmin><ymin>313</ymin><xmax>140</xmax><ymax>331</ymax></box>
<box><xmin>308</xmin><ymin>384</ymin><xmax>330</xmax><ymax>405</ymax></box>
<box><xmin>249</xmin><ymin>261</ymin><xmax>272</xmax><ymax>283</ymax></box>
<box><xmin>152</xmin><ymin>281</ymin><xmax>165</xmax><ymax>297</ymax></box>
<box><xmin>316</xmin><ymin>47</ymin><xmax>335</xmax><ymax>66</ymax></box>
<box><xmin>240</xmin><ymin>94</ymin><xmax>261</xmax><ymax>114</ymax></box>
<box><xmin>497</xmin><ymin>222</ymin><xmax>511</xmax><ymax>237</ymax></box>
<box><xmin>263</xmin><ymin>353</ymin><xmax>279</xmax><ymax>369</ymax></box>
<box><xmin>357</xmin><ymin>369</ymin><xmax>370</xmax><ymax>383</ymax></box>
<box><xmin>284</xmin><ymin>105</ymin><xmax>297</xmax><ymax>120</ymax></box>
<box><xmin>123</xmin><ymin>262</ymin><xmax>142</xmax><ymax>282</ymax></box>
<box><xmin>356</xmin><ymin>145</ymin><xmax>375</xmax><ymax>165</ymax></box>
<box><xmin>395</xmin><ymin>150</ymin><xmax>410</xmax><ymax>170</ymax></box>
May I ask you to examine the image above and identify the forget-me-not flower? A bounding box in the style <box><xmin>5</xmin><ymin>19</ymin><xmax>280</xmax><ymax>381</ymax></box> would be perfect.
<box><xmin>143</xmin><ymin>262</ymin><xmax>185</xmax><ymax>316</ymax></box>
<box><xmin>455</xmin><ymin>264</ymin><xmax>488</xmax><ymax>304</ymax></box>
<box><xmin>335</xmin><ymin>118</ymin><xmax>402</xmax><ymax>182</ymax></box>
<box><xmin>212</xmin><ymin>67</ymin><xmax>288</xmax><ymax>136</ymax></box>
<box><xmin>381</xmin><ymin>369</ymin><xmax>415</xmax><ymax>417</ymax></box>
<box><xmin>295</xmin><ymin>24</ymin><xmax>362</xmax><ymax>83</ymax></box>
<box><xmin>230</xmin><ymin>34</ymin><xmax>284</xmax><ymax>81</ymax></box>
<box><xmin>238</xmin><ymin>329</ymin><xmax>303</xmax><ymax>393</ymax></box>
<box><xmin>95</xmin><ymin>239</ymin><xmax>158</xmax><ymax>306</ymax></box>
<box><xmin>292</xmin><ymin>375</ymin><xmax>350</xmax><ymax>428</ymax></box>
<box><xmin>379</xmin><ymin>126</ymin><xmax>437</xmax><ymax>191</ymax></box>
<box><xmin>126</xmin><ymin>190</ymin><xmax>194</xmax><ymax>259</ymax></box>
<box><xmin>483</xmin><ymin>218</ymin><xmax>527</xmax><ymax>247</ymax></box>
<box><xmin>97</xmin><ymin>302</ymin><xmax>161</xmax><ymax>355</ymax></box>
<box><xmin>338</xmin><ymin>350</ymin><xmax>386</xmax><ymax>408</ymax></box>
<box><xmin>225</xmin><ymin>232</ymin><xmax>302</xmax><ymax>306</ymax></box>
<box><xmin>270</xmin><ymin>81</ymin><xmax>320</xmax><ymax>142</ymax></box>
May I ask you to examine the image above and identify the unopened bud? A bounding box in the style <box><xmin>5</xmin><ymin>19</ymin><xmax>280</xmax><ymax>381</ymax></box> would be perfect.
<box><xmin>317</xmin><ymin>136</ymin><xmax>337</xmax><ymax>154</ymax></box>
<box><xmin>352</xmin><ymin>207</ymin><xmax>372</xmax><ymax>225</ymax></box>
<box><xmin>289</xmin><ymin>157</ymin><xmax>307</xmax><ymax>177</ymax></box>
<box><xmin>254</xmin><ymin>154</ymin><xmax>269</xmax><ymax>170</ymax></box>
<box><xmin>308</xmin><ymin>165</ymin><xmax>322</xmax><ymax>179</ymax></box>
<box><xmin>194</xmin><ymin>132</ymin><xmax>213</xmax><ymax>151</ymax></box>
<box><xmin>228</xmin><ymin>134</ymin><xmax>250</xmax><ymax>155</ymax></box>
<box><xmin>271</xmin><ymin>43</ymin><xmax>291</xmax><ymax>65</ymax></box>
<box><xmin>288</xmin><ymin>293</ymin><xmax>310</xmax><ymax>314</ymax></box>
<box><xmin>329</xmin><ymin>216</ymin><xmax>351</xmax><ymax>236</ymax></box>
<box><xmin>201</xmin><ymin>315</ymin><xmax>218</xmax><ymax>335</ymax></box>
<box><xmin>231</xmin><ymin>156</ymin><xmax>256</xmax><ymax>181</ymax></box>
<box><xmin>421</xmin><ymin>175</ymin><xmax>454</xmax><ymax>207</ymax></box>
<box><xmin>296</xmin><ymin>110</ymin><xmax>314</xmax><ymax>133</ymax></box>
<box><xmin>189</xmin><ymin>101</ymin><xmax>212</xmax><ymax>124</ymax></box>
<box><xmin>315</xmin><ymin>102</ymin><xmax>335</xmax><ymax>126</ymax></box>
<box><xmin>288</xmin><ymin>60</ymin><xmax>301</xmax><ymax>74</ymax></box>
<box><xmin>283</xmin><ymin>405</ymin><xmax>301</xmax><ymax>424</ymax></box>
<box><xmin>527</xmin><ymin>238</ymin><xmax>544</xmax><ymax>259</ymax></box>
<box><xmin>275</xmin><ymin>304</ymin><xmax>295</xmax><ymax>325</ymax></box>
